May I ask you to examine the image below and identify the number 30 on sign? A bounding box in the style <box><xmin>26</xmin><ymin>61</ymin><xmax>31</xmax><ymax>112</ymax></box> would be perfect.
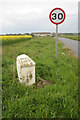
<box><xmin>49</xmin><ymin>8</ymin><xmax>66</xmax><ymax>25</ymax></box>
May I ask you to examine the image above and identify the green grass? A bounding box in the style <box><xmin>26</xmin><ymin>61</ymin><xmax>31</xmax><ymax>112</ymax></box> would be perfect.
<box><xmin>2</xmin><ymin>36</ymin><xmax>78</xmax><ymax>119</ymax></box>
<box><xmin>59</xmin><ymin>35</ymin><xmax>78</xmax><ymax>41</ymax></box>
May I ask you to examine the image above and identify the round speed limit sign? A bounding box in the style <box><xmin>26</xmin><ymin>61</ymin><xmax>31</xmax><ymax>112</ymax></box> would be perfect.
<box><xmin>49</xmin><ymin>8</ymin><xmax>66</xmax><ymax>25</ymax></box>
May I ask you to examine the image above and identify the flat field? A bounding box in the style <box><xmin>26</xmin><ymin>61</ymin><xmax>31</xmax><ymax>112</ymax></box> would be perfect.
<box><xmin>0</xmin><ymin>35</ymin><xmax>32</xmax><ymax>45</ymax></box>
<box><xmin>2</xmin><ymin>36</ymin><xmax>78</xmax><ymax>119</ymax></box>
<box><xmin>59</xmin><ymin>35</ymin><xmax>78</xmax><ymax>41</ymax></box>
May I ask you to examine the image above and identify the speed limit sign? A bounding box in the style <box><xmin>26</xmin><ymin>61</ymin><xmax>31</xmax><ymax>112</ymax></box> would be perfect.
<box><xmin>49</xmin><ymin>8</ymin><xmax>66</xmax><ymax>25</ymax></box>
<box><xmin>49</xmin><ymin>8</ymin><xmax>66</xmax><ymax>57</ymax></box>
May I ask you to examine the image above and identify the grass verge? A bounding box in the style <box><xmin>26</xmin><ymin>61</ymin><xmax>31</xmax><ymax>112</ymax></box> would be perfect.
<box><xmin>2</xmin><ymin>36</ymin><xmax>78</xmax><ymax>119</ymax></box>
<box><xmin>59</xmin><ymin>35</ymin><xmax>78</xmax><ymax>41</ymax></box>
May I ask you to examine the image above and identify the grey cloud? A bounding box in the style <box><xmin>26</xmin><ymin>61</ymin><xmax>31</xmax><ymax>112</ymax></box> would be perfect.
<box><xmin>0</xmin><ymin>0</ymin><xmax>78</xmax><ymax>34</ymax></box>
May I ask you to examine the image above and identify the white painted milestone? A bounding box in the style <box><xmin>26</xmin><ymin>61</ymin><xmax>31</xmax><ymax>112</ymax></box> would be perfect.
<box><xmin>16</xmin><ymin>54</ymin><xmax>35</xmax><ymax>86</ymax></box>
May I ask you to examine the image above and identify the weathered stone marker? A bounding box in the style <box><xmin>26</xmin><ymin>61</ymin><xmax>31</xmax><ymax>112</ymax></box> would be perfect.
<box><xmin>16</xmin><ymin>54</ymin><xmax>35</xmax><ymax>86</ymax></box>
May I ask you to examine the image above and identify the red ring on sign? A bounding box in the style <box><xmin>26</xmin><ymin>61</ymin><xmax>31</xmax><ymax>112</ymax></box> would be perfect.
<box><xmin>49</xmin><ymin>8</ymin><xmax>66</xmax><ymax>25</ymax></box>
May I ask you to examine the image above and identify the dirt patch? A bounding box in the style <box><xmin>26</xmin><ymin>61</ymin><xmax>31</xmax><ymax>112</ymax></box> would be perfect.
<box><xmin>34</xmin><ymin>79</ymin><xmax>53</xmax><ymax>89</ymax></box>
<box><xmin>62</xmin><ymin>45</ymin><xmax>77</xmax><ymax>58</ymax></box>
<box><xmin>58</xmin><ymin>40</ymin><xmax>78</xmax><ymax>58</ymax></box>
<box><xmin>62</xmin><ymin>46</ymin><xmax>71</xmax><ymax>51</ymax></box>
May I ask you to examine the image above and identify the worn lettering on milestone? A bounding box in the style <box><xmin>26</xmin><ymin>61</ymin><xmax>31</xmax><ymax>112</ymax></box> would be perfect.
<box><xmin>16</xmin><ymin>54</ymin><xmax>35</xmax><ymax>86</ymax></box>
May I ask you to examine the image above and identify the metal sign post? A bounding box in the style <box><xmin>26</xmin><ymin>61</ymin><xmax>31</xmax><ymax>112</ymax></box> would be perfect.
<box><xmin>56</xmin><ymin>24</ymin><xmax>58</xmax><ymax>58</ymax></box>
<box><xmin>49</xmin><ymin>8</ymin><xmax>66</xmax><ymax>57</ymax></box>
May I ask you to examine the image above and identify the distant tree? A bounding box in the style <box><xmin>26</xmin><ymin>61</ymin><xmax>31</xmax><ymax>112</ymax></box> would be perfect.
<box><xmin>26</xmin><ymin>33</ymin><xmax>29</xmax><ymax>35</ymax></box>
<box><xmin>18</xmin><ymin>33</ymin><xmax>22</xmax><ymax>35</ymax></box>
<box><xmin>6</xmin><ymin>34</ymin><xmax>9</xmax><ymax>36</ymax></box>
<box><xmin>63</xmin><ymin>33</ymin><xmax>74</xmax><ymax>36</ymax></box>
<box><xmin>31</xmin><ymin>33</ymin><xmax>34</xmax><ymax>37</ymax></box>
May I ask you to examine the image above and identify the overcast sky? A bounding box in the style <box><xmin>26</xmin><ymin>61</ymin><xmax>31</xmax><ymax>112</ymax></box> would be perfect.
<box><xmin>0</xmin><ymin>0</ymin><xmax>79</xmax><ymax>34</ymax></box>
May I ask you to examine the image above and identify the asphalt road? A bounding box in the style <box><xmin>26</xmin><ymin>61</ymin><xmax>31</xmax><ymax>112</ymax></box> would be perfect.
<box><xmin>58</xmin><ymin>37</ymin><xmax>80</xmax><ymax>58</ymax></box>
